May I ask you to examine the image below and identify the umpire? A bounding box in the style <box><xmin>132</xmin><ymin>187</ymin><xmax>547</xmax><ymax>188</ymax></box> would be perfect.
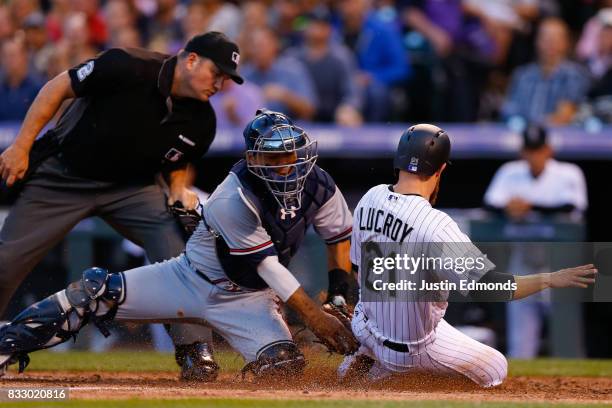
<box><xmin>0</xmin><ymin>31</ymin><xmax>243</xmax><ymax>381</ymax></box>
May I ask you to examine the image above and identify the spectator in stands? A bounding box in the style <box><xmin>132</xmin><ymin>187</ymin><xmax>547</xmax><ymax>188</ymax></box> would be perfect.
<box><xmin>0</xmin><ymin>38</ymin><xmax>43</xmax><ymax>120</ymax></box>
<box><xmin>483</xmin><ymin>125</ymin><xmax>587</xmax><ymax>358</ymax></box>
<box><xmin>586</xmin><ymin>13</ymin><xmax>612</xmax><ymax>122</ymax></box>
<box><xmin>55</xmin><ymin>12</ymin><xmax>97</xmax><ymax>67</ymax></box>
<box><xmin>104</xmin><ymin>0</ymin><xmax>144</xmax><ymax>49</ymax></box>
<box><xmin>338</xmin><ymin>0</ymin><xmax>409</xmax><ymax>121</ymax></box>
<box><xmin>209</xmin><ymin>79</ymin><xmax>264</xmax><ymax>129</ymax></box>
<box><xmin>241</xmin><ymin>27</ymin><xmax>317</xmax><ymax>120</ymax></box>
<box><xmin>288</xmin><ymin>9</ymin><xmax>362</xmax><ymax>126</ymax></box>
<box><xmin>578</xmin><ymin>7</ymin><xmax>612</xmax><ymax>79</ymax></box>
<box><xmin>502</xmin><ymin>18</ymin><xmax>590</xmax><ymax>125</ymax></box>
<box><xmin>400</xmin><ymin>0</ymin><xmax>495</xmax><ymax>121</ymax></box>
<box><xmin>111</xmin><ymin>26</ymin><xmax>143</xmax><ymax>49</ymax></box>
<box><xmin>22</xmin><ymin>12</ymin><xmax>54</xmax><ymax>79</ymax></box>
<box><xmin>271</xmin><ymin>0</ymin><xmax>305</xmax><ymax>50</ymax></box>
<box><xmin>46</xmin><ymin>0</ymin><xmax>71</xmax><ymax>43</ymax></box>
<box><xmin>0</xmin><ymin>5</ymin><xmax>16</xmax><ymax>42</ymax></box>
<box><xmin>462</xmin><ymin>0</ymin><xmax>540</xmax><ymax>65</ymax></box>
<box><xmin>9</xmin><ymin>0</ymin><xmax>40</xmax><ymax>28</ymax></box>
<box><xmin>143</xmin><ymin>0</ymin><xmax>184</xmax><ymax>54</ymax></box>
<box><xmin>199</xmin><ymin>0</ymin><xmax>242</xmax><ymax>41</ymax></box>
<box><xmin>71</xmin><ymin>0</ymin><xmax>107</xmax><ymax>49</ymax></box>
<box><xmin>182</xmin><ymin>1</ymin><xmax>208</xmax><ymax>40</ymax></box>
<box><xmin>237</xmin><ymin>0</ymin><xmax>269</xmax><ymax>64</ymax></box>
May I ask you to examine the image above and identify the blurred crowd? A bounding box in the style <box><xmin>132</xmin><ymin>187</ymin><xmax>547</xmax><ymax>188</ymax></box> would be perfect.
<box><xmin>0</xmin><ymin>0</ymin><xmax>611</xmax><ymax>126</ymax></box>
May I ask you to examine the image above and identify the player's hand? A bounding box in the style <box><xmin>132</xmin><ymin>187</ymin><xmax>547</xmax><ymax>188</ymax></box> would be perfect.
<box><xmin>168</xmin><ymin>187</ymin><xmax>199</xmax><ymax>210</ymax></box>
<box><xmin>335</xmin><ymin>104</ymin><xmax>363</xmax><ymax>127</ymax></box>
<box><xmin>429</xmin><ymin>28</ymin><xmax>453</xmax><ymax>57</ymax></box>
<box><xmin>549</xmin><ymin>264</ymin><xmax>598</xmax><ymax>289</ymax></box>
<box><xmin>505</xmin><ymin>197</ymin><xmax>531</xmax><ymax>220</ymax></box>
<box><xmin>0</xmin><ymin>144</ymin><xmax>30</xmax><ymax>187</ymax></box>
<box><xmin>306</xmin><ymin>310</ymin><xmax>359</xmax><ymax>355</ymax></box>
<box><xmin>263</xmin><ymin>84</ymin><xmax>289</xmax><ymax>102</ymax></box>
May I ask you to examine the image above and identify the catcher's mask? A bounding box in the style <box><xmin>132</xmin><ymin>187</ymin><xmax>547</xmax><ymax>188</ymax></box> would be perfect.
<box><xmin>246</xmin><ymin>123</ymin><xmax>318</xmax><ymax>211</ymax></box>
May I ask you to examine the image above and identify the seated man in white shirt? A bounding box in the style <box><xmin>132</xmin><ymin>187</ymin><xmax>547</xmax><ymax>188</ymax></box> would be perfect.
<box><xmin>483</xmin><ymin>124</ymin><xmax>588</xmax><ymax>357</ymax></box>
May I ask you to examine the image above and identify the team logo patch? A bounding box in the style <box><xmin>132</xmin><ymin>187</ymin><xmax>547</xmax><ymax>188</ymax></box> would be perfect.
<box><xmin>164</xmin><ymin>148</ymin><xmax>184</xmax><ymax>162</ymax></box>
<box><xmin>76</xmin><ymin>61</ymin><xmax>94</xmax><ymax>81</ymax></box>
<box><xmin>409</xmin><ymin>157</ymin><xmax>419</xmax><ymax>172</ymax></box>
<box><xmin>280</xmin><ymin>206</ymin><xmax>297</xmax><ymax>220</ymax></box>
<box><xmin>231</xmin><ymin>52</ymin><xmax>240</xmax><ymax>64</ymax></box>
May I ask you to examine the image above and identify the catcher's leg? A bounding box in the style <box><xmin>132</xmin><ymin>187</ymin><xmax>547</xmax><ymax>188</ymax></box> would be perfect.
<box><xmin>203</xmin><ymin>287</ymin><xmax>305</xmax><ymax>379</ymax></box>
<box><xmin>96</xmin><ymin>183</ymin><xmax>216</xmax><ymax>381</ymax></box>
<box><xmin>0</xmin><ymin>267</ymin><xmax>125</xmax><ymax>375</ymax></box>
<box><xmin>0</xmin><ymin>182</ymin><xmax>94</xmax><ymax>317</ymax></box>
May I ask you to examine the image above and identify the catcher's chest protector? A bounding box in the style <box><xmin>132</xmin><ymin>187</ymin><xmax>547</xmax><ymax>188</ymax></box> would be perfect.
<box><xmin>215</xmin><ymin>161</ymin><xmax>335</xmax><ymax>289</ymax></box>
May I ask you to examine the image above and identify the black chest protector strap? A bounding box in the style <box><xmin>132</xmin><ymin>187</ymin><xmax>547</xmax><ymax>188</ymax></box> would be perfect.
<box><xmin>214</xmin><ymin>160</ymin><xmax>336</xmax><ymax>290</ymax></box>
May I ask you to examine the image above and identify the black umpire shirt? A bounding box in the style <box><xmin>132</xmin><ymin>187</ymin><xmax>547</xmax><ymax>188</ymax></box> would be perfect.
<box><xmin>49</xmin><ymin>47</ymin><xmax>216</xmax><ymax>182</ymax></box>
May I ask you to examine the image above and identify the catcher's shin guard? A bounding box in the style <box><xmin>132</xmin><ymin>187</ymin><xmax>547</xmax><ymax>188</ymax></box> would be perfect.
<box><xmin>0</xmin><ymin>267</ymin><xmax>125</xmax><ymax>375</ymax></box>
<box><xmin>241</xmin><ymin>341</ymin><xmax>306</xmax><ymax>379</ymax></box>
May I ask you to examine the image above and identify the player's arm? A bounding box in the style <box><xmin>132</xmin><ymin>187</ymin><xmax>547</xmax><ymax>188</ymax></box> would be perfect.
<box><xmin>469</xmin><ymin>265</ymin><xmax>597</xmax><ymax>301</ymax></box>
<box><xmin>512</xmin><ymin>264</ymin><xmax>597</xmax><ymax>300</ymax></box>
<box><xmin>326</xmin><ymin>240</ymin><xmax>354</xmax><ymax>304</ymax></box>
<box><xmin>257</xmin><ymin>256</ymin><xmax>358</xmax><ymax>355</ymax></box>
<box><xmin>0</xmin><ymin>71</ymin><xmax>75</xmax><ymax>186</ymax></box>
<box><xmin>437</xmin><ymin>220</ymin><xmax>597</xmax><ymax>300</ymax></box>
<box><xmin>312</xmin><ymin>180</ymin><xmax>355</xmax><ymax>304</ymax></box>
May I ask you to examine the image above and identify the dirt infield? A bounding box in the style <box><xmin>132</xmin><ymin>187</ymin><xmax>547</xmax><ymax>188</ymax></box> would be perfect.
<box><xmin>2</xmin><ymin>368</ymin><xmax>611</xmax><ymax>403</ymax></box>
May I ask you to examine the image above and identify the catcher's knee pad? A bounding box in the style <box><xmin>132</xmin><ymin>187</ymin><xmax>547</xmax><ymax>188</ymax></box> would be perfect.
<box><xmin>0</xmin><ymin>267</ymin><xmax>125</xmax><ymax>368</ymax></box>
<box><xmin>241</xmin><ymin>341</ymin><xmax>306</xmax><ymax>379</ymax></box>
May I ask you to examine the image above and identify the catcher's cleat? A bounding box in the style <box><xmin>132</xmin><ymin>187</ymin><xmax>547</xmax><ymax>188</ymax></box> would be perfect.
<box><xmin>0</xmin><ymin>354</ymin><xmax>10</xmax><ymax>378</ymax></box>
<box><xmin>240</xmin><ymin>341</ymin><xmax>305</xmax><ymax>380</ymax></box>
<box><xmin>337</xmin><ymin>352</ymin><xmax>375</xmax><ymax>382</ymax></box>
<box><xmin>176</xmin><ymin>342</ymin><xmax>220</xmax><ymax>382</ymax></box>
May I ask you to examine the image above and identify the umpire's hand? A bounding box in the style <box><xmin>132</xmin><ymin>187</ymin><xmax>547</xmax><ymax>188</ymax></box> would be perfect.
<box><xmin>168</xmin><ymin>187</ymin><xmax>199</xmax><ymax>210</ymax></box>
<box><xmin>0</xmin><ymin>144</ymin><xmax>29</xmax><ymax>187</ymax></box>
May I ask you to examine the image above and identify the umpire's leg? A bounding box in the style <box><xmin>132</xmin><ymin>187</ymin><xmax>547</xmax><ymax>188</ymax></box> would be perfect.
<box><xmin>0</xmin><ymin>183</ymin><xmax>93</xmax><ymax>317</ymax></box>
<box><xmin>95</xmin><ymin>182</ymin><xmax>213</xmax><ymax>346</ymax></box>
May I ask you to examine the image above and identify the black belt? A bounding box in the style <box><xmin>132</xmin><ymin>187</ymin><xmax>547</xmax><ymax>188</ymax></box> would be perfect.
<box><xmin>361</xmin><ymin>309</ymin><xmax>410</xmax><ymax>353</ymax></box>
<box><xmin>383</xmin><ymin>339</ymin><xmax>410</xmax><ymax>353</ymax></box>
<box><xmin>184</xmin><ymin>253</ymin><xmax>243</xmax><ymax>291</ymax></box>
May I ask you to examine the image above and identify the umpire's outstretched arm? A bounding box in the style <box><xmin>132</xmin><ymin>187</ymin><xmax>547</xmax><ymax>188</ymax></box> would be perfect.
<box><xmin>0</xmin><ymin>72</ymin><xmax>75</xmax><ymax>186</ymax></box>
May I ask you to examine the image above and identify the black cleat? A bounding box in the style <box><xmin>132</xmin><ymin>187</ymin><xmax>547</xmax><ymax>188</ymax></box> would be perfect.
<box><xmin>0</xmin><ymin>353</ymin><xmax>13</xmax><ymax>378</ymax></box>
<box><xmin>175</xmin><ymin>342</ymin><xmax>220</xmax><ymax>382</ymax></box>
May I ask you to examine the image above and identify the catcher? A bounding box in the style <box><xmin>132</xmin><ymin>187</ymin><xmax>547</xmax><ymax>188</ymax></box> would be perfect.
<box><xmin>0</xmin><ymin>109</ymin><xmax>358</xmax><ymax>378</ymax></box>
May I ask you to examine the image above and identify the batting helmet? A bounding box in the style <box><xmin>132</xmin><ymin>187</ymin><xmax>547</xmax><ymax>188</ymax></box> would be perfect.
<box><xmin>243</xmin><ymin>109</ymin><xmax>318</xmax><ymax>211</ymax></box>
<box><xmin>393</xmin><ymin>124</ymin><xmax>451</xmax><ymax>177</ymax></box>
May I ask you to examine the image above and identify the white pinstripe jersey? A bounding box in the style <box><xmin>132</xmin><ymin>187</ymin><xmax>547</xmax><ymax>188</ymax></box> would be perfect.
<box><xmin>350</xmin><ymin>184</ymin><xmax>488</xmax><ymax>348</ymax></box>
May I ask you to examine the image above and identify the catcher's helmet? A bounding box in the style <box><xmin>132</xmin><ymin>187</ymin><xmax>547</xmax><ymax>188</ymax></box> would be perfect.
<box><xmin>243</xmin><ymin>109</ymin><xmax>318</xmax><ymax>211</ymax></box>
<box><xmin>393</xmin><ymin>124</ymin><xmax>451</xmax><ymax>177</ymax></box>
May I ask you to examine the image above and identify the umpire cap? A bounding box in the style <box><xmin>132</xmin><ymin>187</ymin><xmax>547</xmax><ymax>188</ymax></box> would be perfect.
<box><xmin>394</xmin><ymin>124</ymin><xmax>451</xmax><ymax>177</ymax></box>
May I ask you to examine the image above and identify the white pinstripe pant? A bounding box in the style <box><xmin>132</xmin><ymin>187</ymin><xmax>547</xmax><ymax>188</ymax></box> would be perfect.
<box><xmin>350</xmin><ymin>303</ymin><xmax>508</xmax><ymax>388</ymax></box>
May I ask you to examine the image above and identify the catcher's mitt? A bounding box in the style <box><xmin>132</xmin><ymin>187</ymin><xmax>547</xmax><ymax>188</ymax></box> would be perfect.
<box><xmin>321</xmin><ymin>296</ymin><xmax>353</xmax><ymax>333</ymax></box>
<box><xmin>168</xmin><ymin>201</ymin><xmax>202</xmax><ymax>236</ymax></box>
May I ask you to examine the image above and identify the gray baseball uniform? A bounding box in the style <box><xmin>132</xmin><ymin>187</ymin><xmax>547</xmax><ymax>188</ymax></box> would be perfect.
<box><xmin>114</xmin><ymin>162</ymin><xmax>352</xmax><ymax>361</ymax></box>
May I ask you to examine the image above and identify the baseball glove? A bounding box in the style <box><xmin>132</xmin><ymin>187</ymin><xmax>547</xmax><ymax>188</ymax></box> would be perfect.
<box><xmin>321</xmin><ymin>296</ymin><xmax>353</xmax><ymax>333</ymax></box>
<box><xmin>168</xmin><ymin>201</ymin><xmax>202</xmax><ymax>236</ymax></box>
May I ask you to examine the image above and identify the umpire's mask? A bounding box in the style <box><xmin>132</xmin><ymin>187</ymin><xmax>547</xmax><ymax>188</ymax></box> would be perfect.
<box><xmin>246</xmin><ymin>124</ymin><xmax>318</xmax><ymax>211</ymax></box>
